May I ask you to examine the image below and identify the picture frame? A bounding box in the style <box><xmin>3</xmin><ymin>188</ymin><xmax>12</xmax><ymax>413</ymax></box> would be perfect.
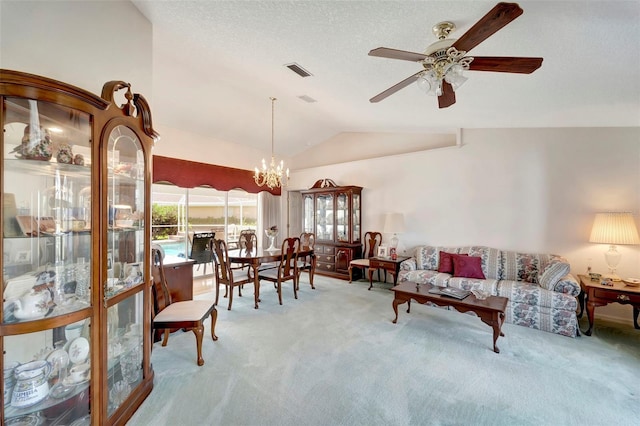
<box><xmin>377</xmin><ymin>246</ymin><xmax>388</xmax><ymax>258</ymax></box>
<box><xmin>389</xmin><ymin>247</ymin><xmax>397</xmax><ymax>260</ymax></box>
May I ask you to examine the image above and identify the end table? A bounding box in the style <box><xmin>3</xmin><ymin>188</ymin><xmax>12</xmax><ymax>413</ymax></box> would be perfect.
<box><xmin>577</xmin><ymin>274</ymin><xmax>640</xmax><ymax>336</ymax></box>
<box><xmin>368</xmin><ymin>256</ymin><xmax>410</xmax><ymax>290</ymax></box>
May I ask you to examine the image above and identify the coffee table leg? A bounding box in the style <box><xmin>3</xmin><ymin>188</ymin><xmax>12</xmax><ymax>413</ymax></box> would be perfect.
<box><xmin>481</xmin><ymin>312</ymin><xmax>505</xmax><ymax>354</ymax></box>
<box><xmin>392</xmin><ymin>298</ymin><xmax>400</xmax><ymax>323</ymax></box>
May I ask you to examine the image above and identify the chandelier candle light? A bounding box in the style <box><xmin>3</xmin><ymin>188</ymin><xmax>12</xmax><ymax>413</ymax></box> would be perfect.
<box><xmin>589</xmin><ymin>212</ymin><xmax>640</xmax><ymax>281</ymax></box>
<box><xmin>254</xmin><ymin>97</ymin><xmax>289</xmax><ymax>190</ymax></box>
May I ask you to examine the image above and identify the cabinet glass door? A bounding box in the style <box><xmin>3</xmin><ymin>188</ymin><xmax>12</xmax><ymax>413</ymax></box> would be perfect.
<box><xmin>336</xmin><ymin>192</ymin><xmax>348</xmax><ymax>242</ymax></box>
<box><xmin>352</xmin><ymin>193</ymin><xmax>360</xmax><ymax>242</ymax></box>
<box><xmin>302</xmin><ymin>194</ymin><xmax>314</xmax><ymax>234</ymax></box>
<box><xmin>315</xmin><ymin>193</ymin><xmax>333</xmax><ymax>241</ymax></box>
<box><xmin>105</xmin><ymin>125</ymin><xmax>145</xmax><ymax>297</ymax></box>
<box><xmin>2</xmin><ymin>97</ymin><xmax>93</xmax><ymax>424</ymax></box>
<box><xmin>105</xmin><ymin>124</ymin><xmax>145</xmax><ymax>419</ymax></box>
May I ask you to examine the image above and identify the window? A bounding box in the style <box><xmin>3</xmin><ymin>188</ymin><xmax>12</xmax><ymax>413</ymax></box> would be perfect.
<box><xmin>151</xmin><ymin>184</ymin><xmax>258</xmax><ymax>275</ymax></box>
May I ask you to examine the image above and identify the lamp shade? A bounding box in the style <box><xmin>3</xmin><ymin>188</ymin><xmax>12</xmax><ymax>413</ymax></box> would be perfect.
<box><xmin>589</xmin><ymin>212</ymin><xmax>640</xmax><ymax>245</ymax></box>
<box><xmin>384</xmin><ymin>213</ymin><xmax>405</xmax><ymax>234</ymax></box>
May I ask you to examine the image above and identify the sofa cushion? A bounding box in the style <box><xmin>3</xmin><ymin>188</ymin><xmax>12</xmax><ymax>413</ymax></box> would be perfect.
<box><xmin>538</xmin><ymin>258</ymin><xmax>571</xmax><ymax>290</ymax></box>
<box><xmin>497</xmin><ymin>280</ymin><xmax>578</xmax><ymax>311</ymax></box>
<box><xmin>398</xmin><ymin>269</ymin><xmax>450</xmax><ymax>287</ymax></box>
<box><xmin>447</xmin><ymin>277</ymin><xmax>498</xmax><ymax>295</ymax></box>
<box><xmin>500</xmin><ymin>251</ymin><xmax>553</xmax><ymax>283</ymax></box>
<box><xmin>457</xmin><ymin>246</ymin><xmax>502</xmax><ymax>280</ymax></box>
<box><xmin>451</xmin><ymin>255</ymin><xmax>486</xmax><ymax>279</ymax></box>
<box><xmin>437</xmin><ymin>251</ymin><xmax>467</xmax><ymax>274</ymax></box>
<box><xmin>415</xmin><ymin>246</ymin><xmax>460</xmax><ymax>271</ymax></box>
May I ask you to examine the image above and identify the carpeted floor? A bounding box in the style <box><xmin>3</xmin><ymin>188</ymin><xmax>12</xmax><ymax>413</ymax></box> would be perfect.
<box><xmin>127</xmin><ymin>275</ymin><xmax>640</xmax><ymax>426</ymax></box>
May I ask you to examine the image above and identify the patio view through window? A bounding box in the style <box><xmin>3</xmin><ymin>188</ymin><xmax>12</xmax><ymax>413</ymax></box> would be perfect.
<box><xmin>151</xmin><ymin>184</ymin><xmax>258</xmax><ymax>275</ymax></box>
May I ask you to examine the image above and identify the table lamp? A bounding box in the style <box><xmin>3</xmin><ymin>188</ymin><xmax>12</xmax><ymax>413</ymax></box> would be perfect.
<box><xmin>384</xmin><ymin>213</ymin><xmax>405</xmax><ymax>251</ymax></box>
<box><xmin>589</xmin><ymin>212</ymin><xmax>640</xmax><ymax>281</ymax></box>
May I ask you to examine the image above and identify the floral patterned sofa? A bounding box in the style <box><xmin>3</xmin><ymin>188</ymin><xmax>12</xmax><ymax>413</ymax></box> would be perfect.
<box><xmin>397</xmin><ymin>245</ymin><xmax>581</xmax><ymax>337</ymax></box>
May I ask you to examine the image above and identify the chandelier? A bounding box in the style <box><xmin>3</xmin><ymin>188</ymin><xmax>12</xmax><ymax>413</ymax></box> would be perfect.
<box><xmin>254</xmin><ymin>97</ymin><xmax>289</xmax><ymax>189</ymax></box>
<box><xmin>416</xmin><ymin>22</ymin><xmax>474</xmax><ymax>96</ymax></box>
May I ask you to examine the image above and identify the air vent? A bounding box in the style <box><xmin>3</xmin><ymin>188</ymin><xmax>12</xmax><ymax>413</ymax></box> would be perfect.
<box><xmin>285</xmin><ymin>63</ymin><xmax>313</xmax><ymax>77</ymax></box>
<box><xmin>298</xmin><ymin>95</ymin><xmax>317</xmax><ymax>103</ymax></box>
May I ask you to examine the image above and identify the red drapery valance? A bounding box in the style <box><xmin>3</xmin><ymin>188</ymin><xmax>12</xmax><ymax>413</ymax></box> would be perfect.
<box><xmin>152</xmin><ymin>155</ymin><xmax>281</xmax><ymax>195</ymax></box>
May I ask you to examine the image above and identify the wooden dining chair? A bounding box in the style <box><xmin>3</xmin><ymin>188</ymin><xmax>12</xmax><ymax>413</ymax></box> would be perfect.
<box><xmin>212</xmin><ymin>239</ymin><xmax>254</xmax><ymax>310</ymax></box>
<box><xmin>151</xmin><ymin>248</ymin><xmax>218</xmax><ymax>366</ymax></box>
<box><xmin>348</xmin><ymin>231</ymin><xmax>382</xmax><ymax>283</ymax></box>
<box><xmin>258</xmin><ymin>237</ymin><xmax>301</xmax><ymax>305</ymax></box>
<box><xmin>297</xmin><ymin>232</ymin><xmax>316</xmax><ymax>290</ymax></box>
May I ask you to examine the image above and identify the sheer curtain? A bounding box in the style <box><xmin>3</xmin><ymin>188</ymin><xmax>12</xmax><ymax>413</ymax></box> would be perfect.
<box><xmin>258</xmin><ymin>192</ymin><xmax>280</xmax><ymax>250</ymax></box>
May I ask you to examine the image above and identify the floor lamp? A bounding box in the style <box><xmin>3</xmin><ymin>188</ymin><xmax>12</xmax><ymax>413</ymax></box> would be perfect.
<box><xmin>589</xmin><ymin>212</ymin><xmax>640</xmax><ymax>281</ymax></box>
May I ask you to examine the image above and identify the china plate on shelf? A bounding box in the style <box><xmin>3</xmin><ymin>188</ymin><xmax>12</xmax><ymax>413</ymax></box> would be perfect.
<box><xmin>622</xmin><ymin>278</ymin><xmax>640</xmax><ymax>287</ymax></box>
<box><xmin>62</xmin><ymin>376</ymin><xmax>90</xmax><ymax>387</ymax></box>
<box><xmin>68</xmin><ymin>337</ymin><xmax>90</xmax><ymax>364</ymax></box>
<box><xmin>5</xmin><ymin>414</ymin><xmax>44</xmax><ymax>426</ymax></box>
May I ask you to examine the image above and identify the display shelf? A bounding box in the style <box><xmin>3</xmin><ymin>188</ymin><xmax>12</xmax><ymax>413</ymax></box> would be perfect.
<box><xmin>301</xmin><ymin>180</ymin><xmax>362</xmax><ymax>280</ymax></box>
<box><xmin>1</xmin><ymin>69</ymin><xmax>157</xmax><ymax>425</ymax></box>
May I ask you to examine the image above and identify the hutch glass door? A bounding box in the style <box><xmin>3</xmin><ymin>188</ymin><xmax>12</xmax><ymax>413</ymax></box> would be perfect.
<box><xmin>105</xmin><ymin>125</ymin><xmax>145</xmax><ymax>416</ymax></box>
<box><xmin>3</xmin><ymin>97</ymin><xmax>93</xmax><ymax>424</ymax></box>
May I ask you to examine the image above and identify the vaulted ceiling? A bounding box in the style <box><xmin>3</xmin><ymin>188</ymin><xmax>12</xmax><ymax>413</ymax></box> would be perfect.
<box><xmin>132</xmin><ymin>1</ymin><xmax>640</xmax><ymax>157</ymax></box>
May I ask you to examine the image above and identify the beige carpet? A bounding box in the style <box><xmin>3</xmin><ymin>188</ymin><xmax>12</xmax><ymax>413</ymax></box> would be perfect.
<box><xmin>127</xmin><ymin>275</ymin><xmax>640</xmax><ymax>426</ymax></box>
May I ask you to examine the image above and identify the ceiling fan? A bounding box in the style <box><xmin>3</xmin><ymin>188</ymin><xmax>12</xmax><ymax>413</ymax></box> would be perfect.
<box><xmin>369</xmin><ymin>2</ymin><xmax>543</xmax><ymax>108</ymax></box>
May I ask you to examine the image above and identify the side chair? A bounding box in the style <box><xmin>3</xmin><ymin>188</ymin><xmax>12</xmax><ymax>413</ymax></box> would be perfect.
<box><xmin>151</xmin><ymin>248</ymin><xmax>218</xmax><ymax>366</ymax></box>
<box><xmin>212</xmin><ymin>239</ymin><xmax>254</xmax><ymax>310</ymax></box>
<box><xmin>189</xmin><ymin>231</ymin><xmax>215</xmax><ymax>274</ymax></box>
<box><xmin>348</xmin><ymin>231</ymin><xmax>382</xmax><ymax>283</ymax></box>
<box><xmin>258</xmin><ymin>237</ymin><xmax>301</xmax><ymax>305</ymax></box>
<box><xmin>297</xmin><ymin>232</ymin><xmax>316</xmax><ymax>290</ymax></box>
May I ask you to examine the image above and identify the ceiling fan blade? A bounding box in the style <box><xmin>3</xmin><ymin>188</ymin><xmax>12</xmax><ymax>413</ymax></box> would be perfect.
<box><xmin>452</xmin><ymin>2</ymin><xmax>523</xmax><ymax>53</ymax></box>
<box><xmin>370</xmin><ymin>71</ymin><xmax>423</xmax><ymax>103</ymax></box>
<box><xmin>369</xmin><ymin>47</ymin><xmax>427</xmax><ymax>62</ymax></box>
<box><xmin>438</xmin><ymin>81</ymin><xmax>456</xmax><ymax>109</ymax></box>
<box><xmin>469</xmin><ymin>56</ymin><xmax>543</xmax><ymax>73</ymax></box>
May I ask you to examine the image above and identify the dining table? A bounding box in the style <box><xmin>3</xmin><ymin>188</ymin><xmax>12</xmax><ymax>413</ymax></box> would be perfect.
<box><xmin>228</xmin><ymin>247</ymin><xmax>315</xmax><ymax>309</ymax></box>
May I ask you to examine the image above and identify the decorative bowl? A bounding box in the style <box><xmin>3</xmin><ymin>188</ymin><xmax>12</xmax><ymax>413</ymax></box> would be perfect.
<box><xmin>622</xmin><ymin>278</ymin><xmax>640</xmax><ymax>287</ymax></box>
<box><xmin>471</xmin><ymin>289</ymin><xmax>491</xmax><ymax>300</ymax></box>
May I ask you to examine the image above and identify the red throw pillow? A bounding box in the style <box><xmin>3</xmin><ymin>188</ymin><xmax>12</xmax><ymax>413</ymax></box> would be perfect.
<box><xmin>452</xmin><ymin>254</ymin><xmax>486</xmax><ymax>279</ymax></box>
<box><xmin>437</xmin><ymin>251</ymin><xmax>467</xmax><ymax>274</ymax></box>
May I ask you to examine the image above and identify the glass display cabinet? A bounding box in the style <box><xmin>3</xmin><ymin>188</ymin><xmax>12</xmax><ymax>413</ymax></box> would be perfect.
<box><xmin>300</xmin><ymin>179</ymin><xmax>362</xmax><ymax>280</ymax></box>
<box><xmin>1</xmin><ymin>69</ymin><xmax>157</xmax><ymax>425</ymax></box>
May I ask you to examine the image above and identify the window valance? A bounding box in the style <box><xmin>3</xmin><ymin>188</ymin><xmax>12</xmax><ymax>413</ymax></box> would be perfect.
<box><xmin>152</xmin><ymin>155</ymin><xmax>280</xmax><ymax>195</ymax></box>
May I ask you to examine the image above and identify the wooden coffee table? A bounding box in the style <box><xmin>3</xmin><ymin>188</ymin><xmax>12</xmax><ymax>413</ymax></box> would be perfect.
<box><xmin>391</xmin><ymin>281</ymin><xmax>508</xmax><ymax>353</ymax></box>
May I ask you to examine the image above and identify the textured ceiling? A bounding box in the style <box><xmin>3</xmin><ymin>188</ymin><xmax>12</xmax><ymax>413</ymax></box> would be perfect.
<box><xmin>132</xmin><ymin>1</ymin><xmax>640</xmax><ymax>157</ymax></box>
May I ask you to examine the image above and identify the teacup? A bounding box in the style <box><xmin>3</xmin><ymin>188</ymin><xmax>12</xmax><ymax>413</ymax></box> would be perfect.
<box><xmin>69</xmin><ymin>363</ymin><xmax>90</xmax><ymax>383</ymax></box>
<box><xmin>64</xmin><ymin>320</ymin><xmax>85</xmax><ymax>341</ymax></box>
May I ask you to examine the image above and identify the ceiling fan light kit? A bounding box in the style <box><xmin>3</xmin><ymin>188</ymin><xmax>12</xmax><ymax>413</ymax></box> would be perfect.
<box><xmin>369</xmin><ymin>2</ymin><xmax>543</xmax><ymax>108</ymax></box>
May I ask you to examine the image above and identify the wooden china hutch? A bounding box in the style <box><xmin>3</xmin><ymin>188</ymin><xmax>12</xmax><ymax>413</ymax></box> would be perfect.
<box><xmin>301</xmin><ymin>179</ymin><xmax>362</xmax><ymax>280</ymax></box>
<box><xmin>0</xmin><ymin>69</ymin><xmax>157</xmax><ymax>425</ymax></box>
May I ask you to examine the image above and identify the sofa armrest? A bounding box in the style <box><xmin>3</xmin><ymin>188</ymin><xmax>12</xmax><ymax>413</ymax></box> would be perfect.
<box><xmin>551</xmin><ymin>273</ymin><xmax>581</xmax><ymax>297</ymax></box>
<box><xmin>400</xmin><ymin>258</ymin><xmax>417</xmax><ymax>271</ymax></box>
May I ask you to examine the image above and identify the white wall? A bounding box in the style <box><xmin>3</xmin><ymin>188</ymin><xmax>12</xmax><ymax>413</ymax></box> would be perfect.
<box><xmin>0</xmin><ymin>1</ymin><xmax>152</xmax><ymax>102</ymax></box>
<box><xmin>287</xmin><ymin>127</ymin><xmax>640</xmax><ymax>323</ymax></box>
